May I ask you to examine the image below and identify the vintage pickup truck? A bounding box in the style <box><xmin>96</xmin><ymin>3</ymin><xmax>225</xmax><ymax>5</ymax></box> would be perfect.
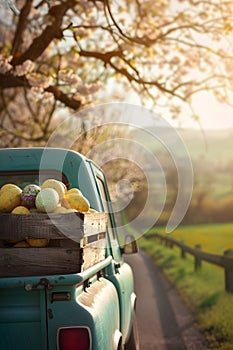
<box><xmin>0</xmin><ymin>147</ymin><xmax>139</xmax><ymax>350</ymax></box>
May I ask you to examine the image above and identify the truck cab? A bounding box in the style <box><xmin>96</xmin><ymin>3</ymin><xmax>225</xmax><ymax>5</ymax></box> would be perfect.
<box><xmin>0</xmin><ymin>147</ymin><xmax>139</xmax><ymax>350</ymax></box>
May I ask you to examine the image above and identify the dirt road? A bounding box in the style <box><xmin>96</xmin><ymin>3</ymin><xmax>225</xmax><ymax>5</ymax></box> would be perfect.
<box><xmin>125</xmin><ymin>250</ymin><xmax>208</xmax><ymax>350</ymax></box>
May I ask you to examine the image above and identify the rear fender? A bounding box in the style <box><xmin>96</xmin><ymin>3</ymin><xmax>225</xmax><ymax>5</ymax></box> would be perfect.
<box><xmin>46</xmin><ymin>277</ymin><xmax>122</xmax><ymax>350</ymax></box>
<box><xmin>77</xmin><ymin>278</ymin><xmax>121</xmax><ymax>350</ymax></box>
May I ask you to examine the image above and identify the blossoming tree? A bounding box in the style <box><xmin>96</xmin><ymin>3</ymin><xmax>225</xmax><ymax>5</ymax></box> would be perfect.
<box><xmin>0</xmin><ymin>0</ymin><xmax>233</xmax><ymax>146</ymax></box>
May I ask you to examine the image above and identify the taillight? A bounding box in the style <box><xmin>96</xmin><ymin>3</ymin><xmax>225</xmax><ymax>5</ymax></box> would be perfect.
<box><xmin>57</xmin><ymin>327</ymin><xmax>91</xmax><ymax>350</ymax></box>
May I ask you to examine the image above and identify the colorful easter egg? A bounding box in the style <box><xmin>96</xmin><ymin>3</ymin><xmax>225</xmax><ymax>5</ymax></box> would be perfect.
<box><xmin>21</xmin><ymin>184</ymin><xmax>41</xmax><ymax>208</ymax></box>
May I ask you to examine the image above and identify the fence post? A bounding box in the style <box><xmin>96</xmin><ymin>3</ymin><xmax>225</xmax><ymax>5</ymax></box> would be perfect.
<box><xmin>180</xmin><ymin>241</ymin><xmax>186</xmax><ymax>259</ymax></box>
<box><xmin>224</xmin><ymin>249</ymin><xmax>233</xmax><ymax>293</ymax></box>
<box><xmin>168</xmin><ymin>240</ymin><xmax>173</xmax><ymax>249</ymax></box>
<box><xmin>194</xmin><ymin>244</ymin><xmax>202</xmax><ymax>271</ymax></box>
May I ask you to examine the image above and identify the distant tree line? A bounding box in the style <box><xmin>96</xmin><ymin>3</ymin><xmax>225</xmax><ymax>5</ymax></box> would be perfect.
<box><xmin>123</xmin><ymin>153</ymin><xmax>233</xmax><ymax>226</ymax></box>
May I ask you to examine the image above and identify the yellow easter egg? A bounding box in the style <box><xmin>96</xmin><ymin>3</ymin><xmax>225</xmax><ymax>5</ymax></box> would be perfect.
<box><xmin>11</xmin><ymin>206</ymin><xmax>31</xmax><ymax>214</ymax></box>
<box><xmin>14</xmin><ymin>240</ymin><xmax>30</xmax><ymax>248</ymax></box>
<box><xmin>67</xmin><ymin>188</ymin><xmax>82</xmax><ymax>196</ymax></box>
<box><xmin>53</xmin><ymin>206</ymin><xmax>69</xmax><ymax>214</ymax></box>
<box><xmin>64</xmin><ymin>193</ymin><xmax>90</xmax><ymax>213</ymax></box>
<box><xmin>26</xmin><ymin>238</ymin><xmax>49</xmax><ymax>247</ymax></box>
<box><xmin>0</xmin><ymin>183</ymin><xmax>20</xmax><ymax>193</ymax></box>
<box><xmin>88</xmin><ymin>208</ymin><xmax>98</xmax><ymax>213</ymax></box>
<box><xmin>0</xmin><ymin>185</ymin><xmax>22</xmax><ymax>212</ymax></box>
<box><xmin>41</xmin><ymin>179</ymin><xmax>66</xmax><ymax>201</ymax></box>
<box><xmin>65</xmin><ymin>208</ymin><xmax>78</xmax><ymax>213</ymax></box>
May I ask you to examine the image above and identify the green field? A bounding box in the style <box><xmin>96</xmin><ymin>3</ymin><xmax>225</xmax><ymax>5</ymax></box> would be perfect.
<box><xmin>153</xmin><ymin>223</ymin><xmax>233</xmax><ymax>255</ymax></box>
<box><xmin>139</xmin><ymin>223</ymin><xmax>233</xmax><ymax>349</ymax></box>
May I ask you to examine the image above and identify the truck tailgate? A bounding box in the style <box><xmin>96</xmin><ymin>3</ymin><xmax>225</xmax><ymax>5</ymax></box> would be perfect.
<box><xmin>0</xmin><ymin>286</ymin><xmax>48</xmax><ymax>350</ymax></box>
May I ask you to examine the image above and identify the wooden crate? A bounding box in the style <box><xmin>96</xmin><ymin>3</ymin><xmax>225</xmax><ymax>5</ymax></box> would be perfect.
<box><xmin>0</xmin><ymin>212</ymin><xmax>107</xmax><ymax>277</ymax></box>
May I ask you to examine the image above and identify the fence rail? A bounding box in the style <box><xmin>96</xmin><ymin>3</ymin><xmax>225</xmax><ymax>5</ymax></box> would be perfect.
<box><xmin>145</xmin><ymin>233</ymin><xmax>233</xmax><ymax>293</ymax></box>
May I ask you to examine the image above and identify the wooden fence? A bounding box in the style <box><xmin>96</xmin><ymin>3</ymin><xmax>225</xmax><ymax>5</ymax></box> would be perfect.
<box><xmin>145</xmin><ymin>233</ymin><xmax>233</xmax><ymax>293</ymax></box>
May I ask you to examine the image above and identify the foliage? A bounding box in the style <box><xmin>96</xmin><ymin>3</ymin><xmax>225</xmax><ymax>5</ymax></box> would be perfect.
<box><xmin>1</xmin><ymin>0</ymin><xmax>233</xmax><ymax>146</ymax></box>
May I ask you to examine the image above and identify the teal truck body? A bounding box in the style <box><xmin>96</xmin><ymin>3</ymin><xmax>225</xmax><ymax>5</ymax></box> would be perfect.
<box><xmin>0</xmin><ymin>148</ymin><xmax>139</xmax><ymax>350</ymax></box>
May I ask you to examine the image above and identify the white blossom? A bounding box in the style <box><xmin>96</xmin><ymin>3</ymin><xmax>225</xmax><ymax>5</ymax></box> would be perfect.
<box><xmin>74</xmin><ymin>27</ymin><xmax>86</xmax><ymax>37</ymax></box>
<box><xmin>13</xmin><ymin>60</ymin><xmax>35</xmax><ymax>77</ymax></box>
<box><xmin>72</xmin><ymin>93</ymin><xmax>86</xmax><ymax>104</ymax></box>
<box><xmin>76</xmin><ymin>82</ymin><xmax>103</xmax><ymax>96</ymax></box>
<box><xmin>0</xmin><ymin>55</ymin><xmax>12</xmax><ymax>73</ymax></box>
<box><xmin>58</xmin><ymin>69</ymin><xmax>81</xmax><ymax>86</ymax></box>
<box><xmin>26</xmin><ymin>73</ymin><xmax>52</xmax><ymax>88</ymax></box>
<box><xmin>30</xmin><ymin>86</ymin><xmax>43</xmax><ymax>94</ymax></box>
<box><xmin>42</xmin><ymin>92</ymin><xmax>54</xmax><ymax>103</ymax></box>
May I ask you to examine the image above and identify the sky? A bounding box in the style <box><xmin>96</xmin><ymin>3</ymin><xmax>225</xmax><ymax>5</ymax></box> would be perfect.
<box><xmin>169</xmin><ymin>0</ymin><xmax>233</xmax><ymax>131</ymax></box>
<box><xmin>123</xmin><ymin>89</ymin><xmax>233</xmax><ymax>131</ymax></box>
<box><xmin>189</xmin><ymin>92</ymin><xmax>233</xmax><ymax>130</ymax></box>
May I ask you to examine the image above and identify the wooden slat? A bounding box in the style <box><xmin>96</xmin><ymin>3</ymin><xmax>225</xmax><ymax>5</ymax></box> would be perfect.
<box><xmin>0</xmin><ymin>212</ymin><xmax>83</xmax><ymax>241</ymax></box>
<box><xmin>82</xmin><ymin>239</ymin><xmax>106</xmax><ymax>271</ymax></box>
<box><xmin>0</xmin><ymin>247</ymin><xmax>83</xmax><ymax>277</ymax></box>
<box><xmin>83</xmin><ymin>212</ymin><xmax>107</xmax><ymax>236</ymax></box>
<box><xmin>0</xmin><ymin>212</ymin><xmax>107</xmax><ymax>241</ymax></box>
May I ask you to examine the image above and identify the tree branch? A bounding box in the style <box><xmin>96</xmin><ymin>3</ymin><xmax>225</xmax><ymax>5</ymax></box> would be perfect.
<box><xmin>45</xmin><ymin>86</ymin><xmax>82</xmax><ymax>110</ymax></box>
<box><xmin>0</xmin><ymin>73</ymin><xmax>82</xmax><ymax>110</ymax></box>
<box><xmin>11</xmin><ymin>0</ymin><xmax>76</xmax><ymax>66</ymax></box>
<box><xmin>78</xmin><ymin>49</ymin><xmax>180</xmax><ymax>97</ymax></box>
<box><xmin>0</xmin><ymin>73</ymin><xmax>29</xmax><ymax>88</ymax></box>
<box><xmin>11</xmin><ymin>0</ymin><xmax>33</xmax><ymax>56</ymax></box>
<box><xmin>78</xmin><ymin>49</ymin><xmax>123</xmax><ymax>63</ymax></box>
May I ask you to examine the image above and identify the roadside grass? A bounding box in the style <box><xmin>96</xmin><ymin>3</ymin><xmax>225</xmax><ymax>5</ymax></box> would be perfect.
<box><xmin>138</xmin><ymin>223</ymin><xmax>233</xmax><ymax>350</ymax></box>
